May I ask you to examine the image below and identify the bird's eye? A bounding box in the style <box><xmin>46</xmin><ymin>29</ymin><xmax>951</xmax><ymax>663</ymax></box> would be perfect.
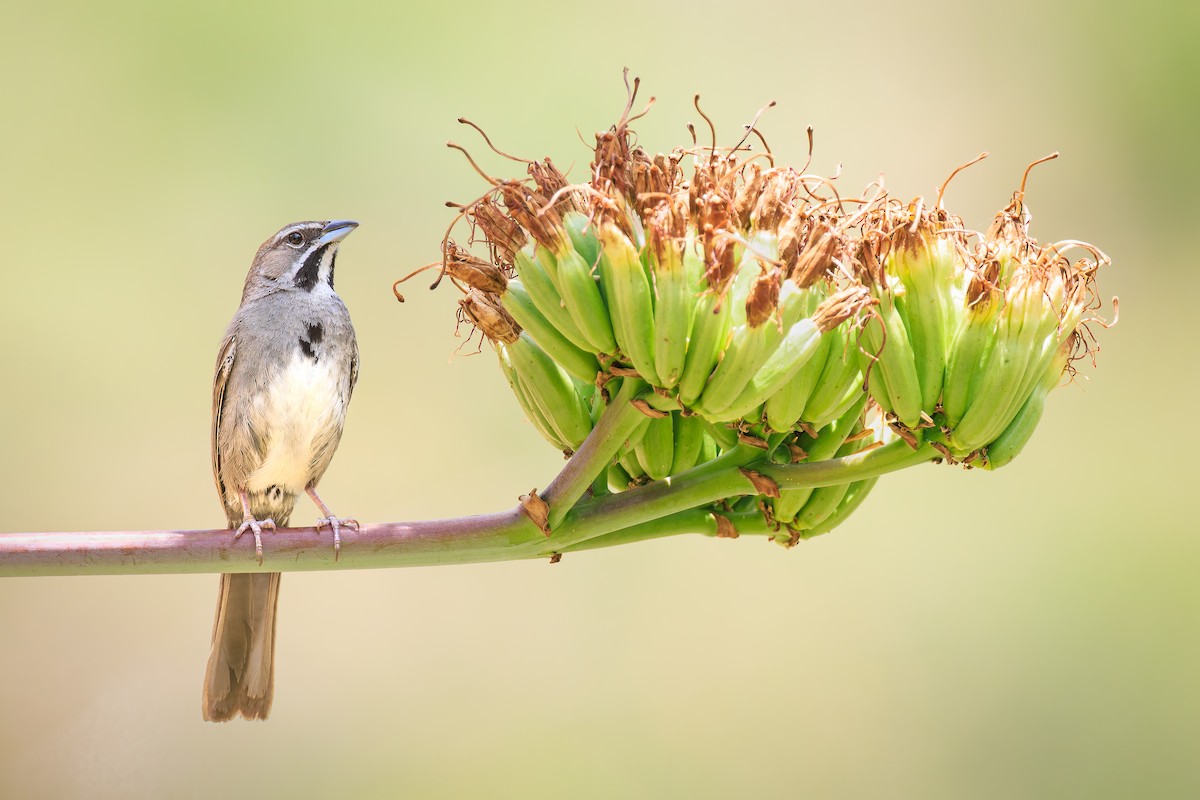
<box><xmin>286</xmin><ymin>231</ymin><xmax>305</xmax><ymax>246</ymax></box>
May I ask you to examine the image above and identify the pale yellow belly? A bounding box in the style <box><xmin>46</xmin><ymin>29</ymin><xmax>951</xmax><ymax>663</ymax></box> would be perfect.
<box><xmin>245</xmin><ymin>355</ymin><xmax>345</xmax><ymax>495</ymax></box>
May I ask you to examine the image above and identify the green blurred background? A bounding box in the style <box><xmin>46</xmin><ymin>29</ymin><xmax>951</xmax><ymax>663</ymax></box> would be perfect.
<box><xmin>1</xmin><ymin>1</ymin><xmax>1195</xmax><ymax>797</ymax></box>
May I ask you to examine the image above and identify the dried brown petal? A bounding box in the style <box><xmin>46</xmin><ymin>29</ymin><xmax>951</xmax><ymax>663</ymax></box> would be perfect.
<box><xmin>790</xmin><ymin>223</ymin><xmax>841</xmax><ymax>287</ymax></box>
<box><xmin>777</xmin><ymin>211</ymin><xmax>806</xmax><ymax>270</ymax></box>
<box><xmin>812</xmin><ymin>285</ymin><xmax>869</xmax><ymax>333</ymax></box>
<box><xmin>519</xmin><ymin>488</ymin><xmax>551</xmax><ymax>536</ymax></box>
<box><xmin>631</xmin><ymin>398</ymin><xmax>670</xmax><ymax>418</ymax></box>
<box><xmin>987</xmin><ymin>194</ymin><xmax>1032</xmax><ymax>244</ymax></box>
<box><xmin>697</xmin><ymin>192</ymin><xmax>738</xmax><ymax>290</ymax></box>
<box><xmin>732</xmin><ymin>162</ymin><xmax>766</xmax><ymax>229</ymax></box>
<box><xmin>592</xmin><ymin>128</ymin><xmax>634</xmax><ymax>201</ymax></box>
<box><xmin>851</xmin><ymin>238</ymin><xmax>886</xmax><ymax>286</ymax></box>
<box><xmin>745</xmin><ymin>267</ymin><xmax>782</xmax><ymax>329</ymax></box>
<box><xmin>697</xmin><ymin>191</ymin><xmax>732</xmax><ymax>234</ymax></box>
<box><xmin>443</xmin><ymin>240</ymin><xmax>509</xmax><ymax>293</ymax></box>
<box><xmin>966</xmin><ymin>253</ymin><xmax>1002</xmax><ymax>308</ymax></box>
<box><xmin>699</xmin><ymin>236</ymin><xmax>735</xmax><ymax>294</ymax></box>
<box><xmin>528</xmin><ymin>158</ymin><xmax>575</xmax><ymax>213</ymax></box>
<box><xmin>499</xmin><ymin>182</ymin><xmax>563</xmax><ymax>250</ymax></box>
<box><xmin>645</xmin><ymin>199</ymin><xmax>687</xmax><ymax>265</ymax></box>
<box><xmin>459</xmin><ymin>288</ymin><xmax>520</xmax><ymax>344</ymax></box>
<box><xmin>655</xmin><ymin>152</ymin><xmax>681</xmax><ymax>188</ymax></box>
<box><xmin>738</xmin><ymin>468</ymin><xmax>781</xmax><ymax>498</ymax></box>
<box><xmin>751</xmin><ymin>168</ymin><xmax>796</xmax><ymax>231</ymax></box>
<box><xmin>713</xmin><ymin>514</ymin><xmax>739</xmax><ymax>538</ymax></box>
<box><xmin>470</xmin><ymin>199</ymin><xmax>527</xmax><ymax>267</ymax></box>
<box><xmin>738</xmin><ymin>432</ymin><xmax>770</xmax><ymax>449</ymax></box>
<box><xmin>630</xmin><ymin>147</ymin><xmax>670</xmax><ymax>200</ymax></box>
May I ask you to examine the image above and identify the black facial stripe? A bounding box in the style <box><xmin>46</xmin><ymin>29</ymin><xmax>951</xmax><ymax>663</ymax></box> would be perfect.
<box><xmin>293</xmin><ymin>243</ymin><xmax>331</xmax><ymax>291</ymax></box>
<box><xmin>327</xmin><ymin>251</ymin><xmax>338</xmax><ymax>289</ymax></box>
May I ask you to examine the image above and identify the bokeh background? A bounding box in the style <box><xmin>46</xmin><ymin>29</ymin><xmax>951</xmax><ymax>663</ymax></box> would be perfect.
<box><xmin>1</xmin><ymin>1</ymin><xmax>1195</xmax><ymax>797</ymax></box>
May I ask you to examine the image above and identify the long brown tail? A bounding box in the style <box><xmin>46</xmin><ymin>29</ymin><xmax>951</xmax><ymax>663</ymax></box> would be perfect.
<box><xmin>202</xmin><ymin>572</ymin><xmax>282</xmax><ymax>721</ymax></box>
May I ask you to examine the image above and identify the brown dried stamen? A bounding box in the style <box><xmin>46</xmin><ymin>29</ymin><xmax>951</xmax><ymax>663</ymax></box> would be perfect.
<box><xmin>812</xmin><ymin>286</ymin><xmax>871</xmax><ymax>333</ymax></box>
<box><xmin>459</xmin><ymin>289</ymin><xmax>520</xmax><ymax>344</ymax></box>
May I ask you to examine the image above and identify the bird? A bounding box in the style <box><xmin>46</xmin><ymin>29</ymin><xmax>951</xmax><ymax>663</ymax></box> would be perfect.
<box><xmin>203</xmin><ymin>219</ymin><xmax>360</xmax><ymax>721</ymax></box>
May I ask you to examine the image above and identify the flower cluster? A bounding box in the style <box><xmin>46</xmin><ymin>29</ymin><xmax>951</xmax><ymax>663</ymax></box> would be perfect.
<box><xmin>417</xmin><ymin>79</ymin><xmax>1111</xmax><ymax>541</ymax></box>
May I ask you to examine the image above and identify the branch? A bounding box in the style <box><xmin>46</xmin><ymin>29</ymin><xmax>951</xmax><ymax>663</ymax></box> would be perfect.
<box><xmin>541</xmin><ymin>376</ymin><xmax>648</xmax><ymax>529</ymax></box>
<box><xmin>0</xmin><ymin>442</ymin><xmax>938</xmax><ymax>578</ymax></box>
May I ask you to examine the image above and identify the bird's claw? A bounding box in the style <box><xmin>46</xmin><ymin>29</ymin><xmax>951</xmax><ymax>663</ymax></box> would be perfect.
<box><xmin>315</xmin><ymin>517</ymin><xmax>358</xmax><ymax>560</ymax></box>
<box><xmin>234</xmin><ymin>517</ymin><xmax>277</xmax><ymax>564</ymax></box>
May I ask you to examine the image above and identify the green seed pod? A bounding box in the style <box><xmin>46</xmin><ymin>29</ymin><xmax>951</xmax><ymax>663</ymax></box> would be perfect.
<box><xmin>669</xmin><ymin>413</ymin><xmax>708</xmax><ymax>475</ymax></box>
<box><xmin>501</xmin><ymin>279</ymin><xmax>600</xmax><ymax>383</ymax></box>
<box><xmin>983</xmin><ymin>342</ymin><xmax>1069</xmax><ymax>470</ymax></box>
<box><xmin>634</xmin><ymin>413</ymin><xmax>675</xmax><ymax>481</ymax></box>
<box><xmin>504</xmin><ymin>334</ymin><xmax>594</xmax><ymax>452</ymax></box>
<box><xmin>597</xmin><ymin>222</ymin><xmax>661</xmax><ymax>385</ymax></box>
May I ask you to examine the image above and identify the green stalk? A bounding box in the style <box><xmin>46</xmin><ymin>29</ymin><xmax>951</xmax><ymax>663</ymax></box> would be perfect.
<box><xmin>541</xmin><ymin>377</ymin><xmax>648</xmax><ymax>530</ymax></box>
<box><xmin>759</xmin><ymin>439</ymin><xmax>938</xmax><ymax>491</ymax></box>
<box><xmin>557</xmin><ymin>509</ymin><xmax>777</xmax><ymax>553</ymax></box>
<box><xmin>551</xmin><ymin>440</ymin><xmax>938</xmax><ymax>550</ymax></box>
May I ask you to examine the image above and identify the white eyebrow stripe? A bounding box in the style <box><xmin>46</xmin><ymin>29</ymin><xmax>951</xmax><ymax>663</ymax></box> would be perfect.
<box><xmin>274</xmin><ymin>223</ymin><xmax>321</xmax><ymax>244</ymax></box>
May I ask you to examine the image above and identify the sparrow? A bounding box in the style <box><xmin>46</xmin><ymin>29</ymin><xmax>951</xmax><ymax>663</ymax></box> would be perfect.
<box><xmin>203</xmin><ymin>219</ymin><xmax>360</xmax><ymax>721</ymax></box>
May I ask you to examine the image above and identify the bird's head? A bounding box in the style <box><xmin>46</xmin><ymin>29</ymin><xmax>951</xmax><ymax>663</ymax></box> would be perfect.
<box><xmin>246</xmin><ymin>219</ymin><xmax>359</xmax><ymax>296</ymax></box>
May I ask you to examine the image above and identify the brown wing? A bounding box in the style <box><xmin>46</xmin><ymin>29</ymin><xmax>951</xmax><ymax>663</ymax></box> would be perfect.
<box><xmin>211</xmin><ymin>334</ymin><xmax>237</xmax><ymax>507</ymax></box>
<box><xmin>348</xmin><ymin>337</ymin><xmax>360</xmax><ymax>399</ymax></box>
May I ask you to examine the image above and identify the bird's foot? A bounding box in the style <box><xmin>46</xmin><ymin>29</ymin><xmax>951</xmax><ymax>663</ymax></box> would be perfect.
<box><xmin>233</xmin><ymin>516</ymin><xmax>277</xmax><ymax>564</ymax></box>
<box><xmin>315</xmin><ymin>517</ymin><xmax>358</xmax><ymax>559</ymax></box>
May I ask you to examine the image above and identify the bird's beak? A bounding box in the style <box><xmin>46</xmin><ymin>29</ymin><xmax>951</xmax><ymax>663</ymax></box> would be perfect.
<box><xmin>318</xmin><ymin>219</ymin><xmax>359</xmax><ymax>245</ymax></box>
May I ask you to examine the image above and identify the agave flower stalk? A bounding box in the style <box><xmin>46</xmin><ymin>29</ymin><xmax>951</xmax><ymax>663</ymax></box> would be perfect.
<box><xmin>414</xmin><ymin>77</ymin><xmax>1112</xmax><ymax>548</ymax></box>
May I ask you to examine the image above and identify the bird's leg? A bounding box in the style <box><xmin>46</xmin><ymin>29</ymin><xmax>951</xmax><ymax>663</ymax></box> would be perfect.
<box><xmin>232</xmin><ymin>488</ymin><xmax>277</xmax><ymax>565</ymax></box>
<box><xmin>306</xmin><ymin>485</ymin><xmax>358</xmax><ymax>559</ymax></box>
